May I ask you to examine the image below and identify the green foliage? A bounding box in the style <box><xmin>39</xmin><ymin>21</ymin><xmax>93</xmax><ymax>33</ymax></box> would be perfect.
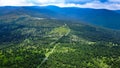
<box><xmin>0</xmin><ymin>15</ymin><xmax>120</xmax><ymax>68</ymax></box>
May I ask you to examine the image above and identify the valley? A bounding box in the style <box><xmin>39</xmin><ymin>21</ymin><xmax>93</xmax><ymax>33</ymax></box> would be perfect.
<box><xmin>0</xmin><ymin>7</ymin><xmax>120</xmax><ymax>68</ymax></box>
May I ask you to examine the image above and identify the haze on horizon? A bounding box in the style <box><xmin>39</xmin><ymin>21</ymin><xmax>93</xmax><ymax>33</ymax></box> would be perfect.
<box><xmin>0</xmin><ymin>0</ymin><xmax>120</xmax><ymax>10</ymax></box>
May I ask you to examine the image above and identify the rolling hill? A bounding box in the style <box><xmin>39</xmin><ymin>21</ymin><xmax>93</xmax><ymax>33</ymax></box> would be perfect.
<box><xmin>0</xmin><ymin>6</ymin><xmax>120</xmax><ymax>68</ymax></box>
<box><xmin>0</xmin><ymin>6</ymin><xmax>120</xmax><ymax>29</ymax></box>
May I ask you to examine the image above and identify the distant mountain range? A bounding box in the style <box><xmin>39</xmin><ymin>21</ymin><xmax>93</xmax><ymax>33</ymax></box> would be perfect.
<box><xmin>1</xmin><ymin>6</ymin><xmax>120</xmax><ymax>68</ymax></box>
<box><xmin>115</xmin><ymin>10</ymin><xmax>120</xmax><ymax>14</ymax></box>
<box><xmin>0</xmin><ymin>6</ymin><xmax>120</xmax><ymax>29</ymax></box>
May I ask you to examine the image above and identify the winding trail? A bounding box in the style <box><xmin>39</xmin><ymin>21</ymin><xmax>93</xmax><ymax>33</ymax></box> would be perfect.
<box><xmin>37</xmin><ymin>24</ymin><xmax>70</xmax><ymax>68</ymax></box>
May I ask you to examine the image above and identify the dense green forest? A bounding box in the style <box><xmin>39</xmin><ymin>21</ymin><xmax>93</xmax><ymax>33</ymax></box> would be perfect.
<box><xmin>0</xmin><ymin>15</ymin><xmax>120</xmax><ymax>68</ymax></box>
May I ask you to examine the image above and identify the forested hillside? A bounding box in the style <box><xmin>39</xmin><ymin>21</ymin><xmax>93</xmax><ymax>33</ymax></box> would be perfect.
<box><xmin>0</xmin><ymin>14</ymin><xmax>120</xmax><ymax>68</ymax></box>
<box><xmin>1</xmin><ymin>6</ymin><xmax>120</xmax><ymax>29</ymax></box>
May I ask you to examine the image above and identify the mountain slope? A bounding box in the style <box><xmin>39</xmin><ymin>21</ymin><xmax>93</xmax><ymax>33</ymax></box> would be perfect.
<box><xmin>0</xmin><ymin>14</ymin><xmax>120</xmax><ymax>68</ymax></box>
<box><xmin>115</xmin><ymin>10</ymin><xmax>120</xmax><ymax>14</ymax></box>
<box><xmin>1</xmin><ymin>6</ymin><xmax>120</xmax><ymax>29</ymax></box>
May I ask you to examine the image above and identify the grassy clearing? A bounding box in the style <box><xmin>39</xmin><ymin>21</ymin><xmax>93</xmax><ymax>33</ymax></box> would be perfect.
<box><xmin>37</xmin><ymin>24</ymin><xmax>71</xmax><ymax>68</ymax></box>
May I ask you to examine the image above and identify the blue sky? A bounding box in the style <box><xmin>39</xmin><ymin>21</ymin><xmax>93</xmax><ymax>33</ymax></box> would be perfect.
<box><xmin>0</xmin><ymin>0</ymin><xmax>120</xmax><ymax>10</ymax></box>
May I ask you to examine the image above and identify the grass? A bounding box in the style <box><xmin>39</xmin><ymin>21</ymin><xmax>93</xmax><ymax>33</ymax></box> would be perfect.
<box><xmin>50</xmin><ymin>24</ymin><xmax>70</xmax><ymax>36</ymax></box>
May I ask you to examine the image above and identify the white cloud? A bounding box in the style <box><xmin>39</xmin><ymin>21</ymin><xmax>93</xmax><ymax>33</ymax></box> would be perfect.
<box><xmin>37</xmin><ymin>0</ymin><xmax>64</xmax><ymax>3</ymax></box>
<box><xmin>0</xmin><ymin>0</ymin><xmax>120</xmax><ymax>10</ymax></box>
<box><xmin>40</xmin><ymin>1</ymin><xmax>120</xmax><ymax>10</ymax></box>
<box><xmin>72</xmin><ymin>1</ymin><xmax>120</xmax><ymax>10</ymax></box>
<box><xmin>109</xmin><ymin>0</ymin><xmax>120</xmax><ymax>2</ymax></box>
<box><xmin>0</xmin><ymin>0</ymin><xmax>34</xmax><ymax>6</ymax></box>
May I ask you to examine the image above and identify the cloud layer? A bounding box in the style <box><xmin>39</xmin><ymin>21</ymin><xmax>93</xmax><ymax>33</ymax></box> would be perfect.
<box><xmin>0</xmin><ymin>0</ymin><xmax>120</xmax><ymax>10</ymax></box>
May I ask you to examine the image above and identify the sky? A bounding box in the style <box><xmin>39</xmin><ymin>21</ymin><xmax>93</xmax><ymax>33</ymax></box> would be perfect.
<box><xmin>0</xmin><ymin>0</ymin><xmax>120</xmax><ymax>10</ymax></box>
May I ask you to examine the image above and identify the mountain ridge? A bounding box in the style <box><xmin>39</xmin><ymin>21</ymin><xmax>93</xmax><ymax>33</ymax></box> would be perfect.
<box><xmin>0</xmin><ymin>8</ymin><xmax>120</xmax><ymax>68</ymax></box>
<box><xmin>1</xmin><ymin>6</ymin><xmax>120</xmax><ymax>30</ymax></box>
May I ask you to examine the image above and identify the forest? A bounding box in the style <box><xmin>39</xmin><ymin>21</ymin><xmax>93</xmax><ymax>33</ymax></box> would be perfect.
<box><xmin>0</xmin><ymin>15</ymin><xmax>120</xmax><ymax>68</ymax></box>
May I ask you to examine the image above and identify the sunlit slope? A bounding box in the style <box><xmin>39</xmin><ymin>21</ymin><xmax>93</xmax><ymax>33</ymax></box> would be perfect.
<box><xmin>0</xmin><ymin>15</ymin><xmax>120</xmax><ymax>68</ymax></box>
<box><xmin>37</xmin><ymin>24</ymin><xmax>71</xmax><ymax>68</ymax></box>
<box><xmin>1</xmin><ymin>6</ymin><xmax>120</xmax><ymax>29</ymax></box>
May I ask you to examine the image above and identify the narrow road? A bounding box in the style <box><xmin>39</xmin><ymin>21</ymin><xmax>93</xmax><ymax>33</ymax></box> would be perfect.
<box><xmin>37</xmin><ymin>24</ymin><xmax>70</xmax><ymax>68</ymax></box>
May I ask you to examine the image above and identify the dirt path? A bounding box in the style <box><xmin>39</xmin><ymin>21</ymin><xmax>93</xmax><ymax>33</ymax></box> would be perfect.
<box><xmin>37</xmin><ymin>24</ymin><xmax>70</xmax><ymax>68</ymax></box>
